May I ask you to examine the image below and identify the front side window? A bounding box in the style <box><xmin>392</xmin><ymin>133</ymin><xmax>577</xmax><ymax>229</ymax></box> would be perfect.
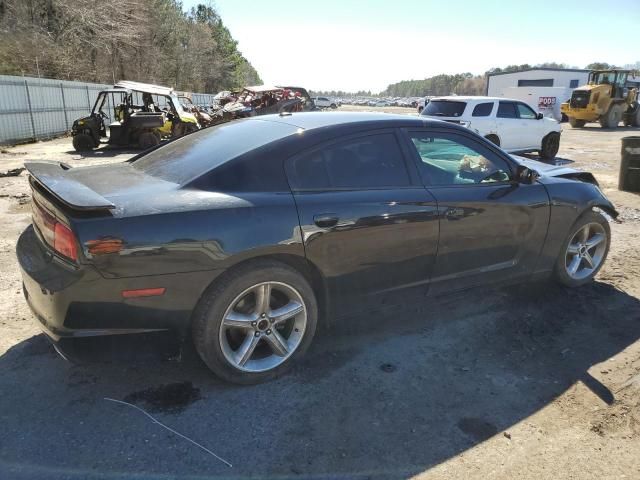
<box><xmin>497</xmin><ymin>101</ymin><xmax>518</xmax><ymax>118</ymax></box>
<box><xmin>516</xmin><ymin>103</ymin><xmax>537</xmax><ymax>119</ymax></box>
<box><xmin>287</xmin><ymin>133</ymin><xmax>410</xmax><ymax>190</ymax></box>
<box><xmin>472</xmin><ymin>102</ymin><xmax>494</xmax><ymax>117</ymax></box>
<box><xmin>408</xmin><ymin>132</ymin><xmax>511</xmax><ymax>186</ymax></box>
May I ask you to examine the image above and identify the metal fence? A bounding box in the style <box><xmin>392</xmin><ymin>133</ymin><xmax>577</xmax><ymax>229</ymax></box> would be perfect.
<box><xmin>0</xmin><ymin>75</ymin><xmax>218</xmax><ymax>145</ymax></box>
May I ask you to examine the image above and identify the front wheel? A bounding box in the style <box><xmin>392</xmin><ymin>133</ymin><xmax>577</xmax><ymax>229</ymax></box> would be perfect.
<box><xmin>192</xmin><ymin>260</ymin><xmax>318</xmax><ymax>384</ymax></box>
<box><xmin>72</xmin><ymin>133</ymin><xmax>97</xmax><ymax>152</ymax></box>
<box><xmin>553</xmin><ymin>211</ymin><xmax>610</xmax><ymax>287</ymax></box>
<box><xmin>568</xmin><ymin>117</ymin><xmax>586</xmax><ymax>128</ymax></box>
<box><xmin>599</xmin><ymin>105</ymin><xmax>623</xmax><ymax>128</ymax></box>
<box><xmin>540</xmin><ymin>132</ymin><xmax>560</xmax><ymax>160</ymax></box>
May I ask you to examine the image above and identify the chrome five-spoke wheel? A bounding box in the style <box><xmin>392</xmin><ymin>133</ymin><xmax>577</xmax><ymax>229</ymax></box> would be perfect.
<box><xmin>219</xmin><ymin>281</ymin><xmax>307</xmax><ymax>372</ymax></box>
<box><xmin>564</xmin><ymin>222</ymin><xmax>608</xmax><ymax>281</ymax></box>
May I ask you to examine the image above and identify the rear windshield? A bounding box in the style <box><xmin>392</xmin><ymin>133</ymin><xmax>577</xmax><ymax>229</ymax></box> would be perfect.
<box><xmin>131</xmin><ymin>119</ymin><xmax>298</xmax><ymax>184</ymax></box>
<box><xmin>422</xmin><ymin>100</ymin><xmax>467</xmax><ymax>117</ymax></box>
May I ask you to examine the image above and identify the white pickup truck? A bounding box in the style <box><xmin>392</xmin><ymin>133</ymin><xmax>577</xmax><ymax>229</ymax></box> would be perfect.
<box><xmin>420</xmin><ymin>96</ymin><xmax>562</xmax><ymax>159</ymax></box>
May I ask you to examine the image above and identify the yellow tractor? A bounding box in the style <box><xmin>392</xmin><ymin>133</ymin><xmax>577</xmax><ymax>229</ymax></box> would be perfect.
<box><xmin>561</xmin><ymin>69</ymin><xmax>640</xmax><ymax>128</ymax></box>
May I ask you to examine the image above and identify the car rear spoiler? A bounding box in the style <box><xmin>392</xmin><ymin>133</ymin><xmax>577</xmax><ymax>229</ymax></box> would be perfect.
<box><xmin>25</xmin><ymin>162</ymin><xmax>115</xmax><ymax>211</ymax></box>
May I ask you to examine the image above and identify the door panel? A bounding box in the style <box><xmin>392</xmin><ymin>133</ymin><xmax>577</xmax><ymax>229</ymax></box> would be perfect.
<box><xmin>427</xmin><ymin>183</ymin><xmax>549</xmax><ymax>293</ymax></box>
<box><xmin>403</xmin><ymin>128</ymin><xmax>550</xmax><ymax>294</ymax></box>
<box><xmin>496</xmin><ymin>101</ymin><xmax>521</xmax><ymax>150</ymax></box>
<box><xmin>286</xmin><ymin>130</ymin><xmax>440</xmax><ymax>297</ymax></box>
<box><xmin>294</xmin><ymin>189</ymin><xmax>439</xmax><ymax>296</ymax></box>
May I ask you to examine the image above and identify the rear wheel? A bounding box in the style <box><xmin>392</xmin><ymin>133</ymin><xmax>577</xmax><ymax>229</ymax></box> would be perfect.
<box><xmin>138</xmin><ymin>131</ymin><xmax>160</xmax><ymax>150</ymax></box>
<box><xmin>485</xmin><ymin>134</ymin><xmax>500</xmax><ymax>147</ymax></box>
<box><xmin>553</xmin><ymin>211</ymin><xmax>610</xmax><ymax>287</ymax></box>
<box><xmin>568</xmin><ymin>117</ymin><xmax>586</xmax><ymax>128</ymax></box>
<box><xmin>192</xmin><ymin>260</ymin><xmax>318</xmax><ymax>384</ymax></box>
<box><xmin>540</xmin><ymin>132</ymin><xmax>560</xmax><ymax>160</ymax></box>
<box><xmin>72</xmin><ymin>133</ymin><xmax>96</xmax><ymax>152</ymax></box>
<box><xmin>599</xmin><ymin>105</ymin><xmax>623</xmax><ymax>128</ymax></box>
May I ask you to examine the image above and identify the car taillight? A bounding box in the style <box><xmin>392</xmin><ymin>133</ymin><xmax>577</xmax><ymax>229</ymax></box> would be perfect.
<box><xmin>32</xmin><ymin>199</ymin><xmax>78</xmax><ymax>262</ymax></box>
<box><xmin>54</xmin><ymin>222</ymin><xmax>78</xmax><ymax>261</ymax></box>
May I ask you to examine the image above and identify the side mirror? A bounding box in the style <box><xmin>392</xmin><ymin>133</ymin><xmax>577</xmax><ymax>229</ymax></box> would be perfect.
<box><xmin>516</xmin><ymin>165</ymin><xmax>540</xmax><ymax>184</ymax></box>
<box><xmin>536</xmin><ymin>112</ymin><xmax>544</xmax><ymax>120</ymax></box>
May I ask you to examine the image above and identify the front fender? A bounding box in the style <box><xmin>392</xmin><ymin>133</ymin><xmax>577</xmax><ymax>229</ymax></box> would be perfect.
<box><xmin>534</xmin><ymin>177</ymin><xmax>618</xmax><ymax>275</ymax></box>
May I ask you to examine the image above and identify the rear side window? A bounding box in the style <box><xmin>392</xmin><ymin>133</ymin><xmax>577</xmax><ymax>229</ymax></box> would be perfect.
<box><xmin>422</xmin><ymin>100</ymin><xmax>467</xmax><ymax>117</ymax></box>
<box><xmin>472</xmin><ymin>102</ymin><xmax>493</xmax><ymax>117</ymax></box>
<box><xmin>497</xmin><ymin>102</ymin><xmax>518</xmax><ymax>118</ymax></box>
<box><xmin>131</xmin><ymin>119</ymin><xmax>297</xmax><ymax>184</ymax></box>
<box><xmin>287</xmin><ymin>133</ymin><xmax>410</xmax><ymax>190</ymax></box>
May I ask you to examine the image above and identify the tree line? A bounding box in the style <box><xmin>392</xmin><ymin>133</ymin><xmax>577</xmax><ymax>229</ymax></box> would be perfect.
<box><xmin>0</xmin><ymin>0</ymin><xmax>261</xmax><ymax>93</ymax></box>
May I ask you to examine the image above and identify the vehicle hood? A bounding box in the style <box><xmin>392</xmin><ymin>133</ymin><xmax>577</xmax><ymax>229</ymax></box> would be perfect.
<box><xmin>510</xmin><ymin>155</ymin><xmax>599</xmax><ymax>185</ymax></box>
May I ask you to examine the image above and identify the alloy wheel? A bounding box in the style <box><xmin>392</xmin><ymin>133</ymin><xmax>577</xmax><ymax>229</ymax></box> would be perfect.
<box><xmin>564</xmin><ymin>222</ymin><xmax>608</xmax><ymax>280</ymax></box>
<box><xmin>219</xmin><ymin>281</ymin><xmax>307</xmax><ymax>372</ymax></box>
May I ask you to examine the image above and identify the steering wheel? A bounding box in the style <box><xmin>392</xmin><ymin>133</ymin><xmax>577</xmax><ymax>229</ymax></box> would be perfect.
<box><xmin>99</xmin><ymin>111</ymin><xmax>109</xmax><ymax>119</ymax></box>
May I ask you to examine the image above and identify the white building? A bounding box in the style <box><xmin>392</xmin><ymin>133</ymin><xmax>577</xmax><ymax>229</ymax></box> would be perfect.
<box><xmin>487</xmin><ymin>68</ymin><xmax>590</xmax><ymax>94</ymax></box>
<box><xmin>486</xmin><ymin>68</ymin><xmax>590</xmax><ymax>121</ymax></box>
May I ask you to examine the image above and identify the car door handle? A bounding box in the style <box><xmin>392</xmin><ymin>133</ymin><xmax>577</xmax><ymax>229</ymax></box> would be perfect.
<box><xmin>444</xmin><ymin>207</ymin><xmax>464</xmax><ymax>220</ymax></box>
<box><xmin>313</xmin><ymin>214</ymin><xmax>339</xmax><ymax>228</ymax></box>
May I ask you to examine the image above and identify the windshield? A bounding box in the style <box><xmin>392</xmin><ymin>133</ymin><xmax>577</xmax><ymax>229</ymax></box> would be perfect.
<box><xmin>131</xmin><ymin>118</ymin><xmax>298</xmax><ymax>184</ymax></box>
<box><xmin>422</xmin><ymin>100</ymin><xmax>467</xmax><ymax>117</ymax></box>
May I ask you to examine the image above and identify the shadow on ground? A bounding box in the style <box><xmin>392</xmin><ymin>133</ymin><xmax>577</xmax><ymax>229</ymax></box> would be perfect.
<box><xmin>1</xmin><ymin>281</ymin><xmax>639</xmax><ymax>479</ymax></box>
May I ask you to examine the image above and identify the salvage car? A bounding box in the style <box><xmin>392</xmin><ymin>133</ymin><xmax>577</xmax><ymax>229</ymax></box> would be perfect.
<box><xmin>18</xmin><ymin>112</ymin><xmax>617</xmax><ymax>384</ymax></box>
<box><xmin>213</xmin><ymin>85</ymin><xmax>317</xmax><ymax>123</ymax></box>
<box><xmin>421</xmin><ymin>96</ymin><xmax>562</xmax><ymax>159</ymax></box>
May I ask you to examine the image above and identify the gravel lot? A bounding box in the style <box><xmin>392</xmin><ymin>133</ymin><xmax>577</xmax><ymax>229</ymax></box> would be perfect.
<box><xmin>1</xmin><ymin>113</ymin><xmax>639</xmax><ymax>479</ymax></box>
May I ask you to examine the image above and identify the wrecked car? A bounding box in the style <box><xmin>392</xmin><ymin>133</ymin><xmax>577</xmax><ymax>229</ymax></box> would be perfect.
<box><xmin>18</xmin><ymin>112</ymin><xmax>618</xmax><ymax>384</ymax></box>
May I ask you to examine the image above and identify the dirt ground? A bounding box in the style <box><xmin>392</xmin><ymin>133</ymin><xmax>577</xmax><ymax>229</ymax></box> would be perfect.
<box><xmin>0</xmin><ymin>115</ymin><xmax>639</xmax><ymax>480</ymax></box>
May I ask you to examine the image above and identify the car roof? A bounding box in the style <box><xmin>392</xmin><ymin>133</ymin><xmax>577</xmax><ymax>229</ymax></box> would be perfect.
<box><xmin>431</xmin><ymin>96</ymin><xmax>506</xmax><ymax>102</ymax></box>
<box><xmin>115</xmin><ymin>81</ymin><xmax>174</xmax><ymax>96</ymax></box>
<box><xmin>249</xmin><ymin>111</ymin><xmax>453</xmax><ymax>132</ymax></box>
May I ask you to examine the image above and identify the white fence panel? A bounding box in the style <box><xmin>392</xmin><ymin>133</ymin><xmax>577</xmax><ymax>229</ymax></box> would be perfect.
<box><xmin>0</xmin><ymin>75</ymin><xmax>216</xmax><ymax>145</ymax></box>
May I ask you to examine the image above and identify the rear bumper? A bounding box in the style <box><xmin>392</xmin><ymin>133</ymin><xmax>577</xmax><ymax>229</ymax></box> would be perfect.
<box><xmin>17</xmin><ymin>226</ymin><xmax>216</xmax><ymax>342</ymax></box>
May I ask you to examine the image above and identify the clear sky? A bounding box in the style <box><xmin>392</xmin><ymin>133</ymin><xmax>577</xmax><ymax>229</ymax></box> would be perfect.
<box><xmin>182</xmin><ymin>0</ymin><xmax>639</xmax><ymax>93</ymax></box>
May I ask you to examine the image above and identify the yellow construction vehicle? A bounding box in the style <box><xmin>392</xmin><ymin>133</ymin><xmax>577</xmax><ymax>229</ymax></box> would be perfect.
<box><xmin>561</xmin><ymin>69</ymin><xmax>640</xmax><ymax>128</ymax></box>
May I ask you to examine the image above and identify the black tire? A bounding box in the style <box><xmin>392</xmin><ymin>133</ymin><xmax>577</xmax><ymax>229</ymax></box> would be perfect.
<box><xmin>331</xmin><ymin>104</ymin><xmax>337</xmax><ymax>109</ymax></box>
<box><xmin>568</xmin><ymin>117</ymin><xmax>586</xmax><ymax>128</ymax></box>
<box><xmin>599</xmin><ymin>105</ymin><xmax>623</xmax><ymax>128</ymax></box>
<box><xmin>138</xmin><ymin>131</ymin><xmax>160</xmax><ymax>150</ymax></box>
<box><xmin>553</xmin><ymin>210</ymin><xmax>610</xmax><ymax>288</ymax></box>
<box><xmin>485</xmin><ymin>134</ymin><xmax>500</xmax><ymax>147</ymax></box>
<box><xmin>633</xmin><ymin>107</ymin><xmax>640</xmax><ymax>128</ymax></box>
<box><xmin>540</xmin><ymin>132</ymin><xmax>560</xmax><ymax>160</ymax></box>
<box><xmin>72</xmin><ymin>133</ymin><xmax>96</xmax><ymax>152</ymax></box>
<box><xmin>192</xmin><ymin>259</ymin><xmax>318</xmax><ymax>384</ymax></box>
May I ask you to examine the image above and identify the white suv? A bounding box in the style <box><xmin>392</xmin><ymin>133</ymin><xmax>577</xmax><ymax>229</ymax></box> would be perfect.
<box><xmin>313</xmin><ymin>96</ymin><xmax>337</xmax><ymax>109</ymax></box>
<box><xmin>420</xmin><ymin>96</ymin><xmax>562</xmax><ymax>159</ymax></box>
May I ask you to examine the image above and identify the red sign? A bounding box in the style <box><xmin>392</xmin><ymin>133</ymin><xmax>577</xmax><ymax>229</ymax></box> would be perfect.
<box><xmin>538</xmin><ymin>96</ymin><xmax>557</xmax><ymax>109</ymax></box>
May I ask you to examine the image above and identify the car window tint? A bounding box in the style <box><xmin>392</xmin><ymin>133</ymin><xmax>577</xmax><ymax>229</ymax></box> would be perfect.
<box><xmin>422</xmin><ymin>100</ymin><xmax>467</xmax><ymax>117</ymax></box>
<box><xmin>288</xmin><ymin>133</ymin><xmax>410</xmax><ymax>190</ymax></box>
<box><xmin>516</xmin><ymin>103</ymin><xmax>537</xmax><ymax>119</ymax></box>
<box><xmin>472</xmin><ymin>102</ymin><xmax>493</xmax><ymax>117</ymax></box>
<box><xmin>408</xmin><ymin>133</ymin><xmax>511</xmax><ymax>186</ymax></box>
<box><xmin>497</xmin><ymin>102</ymin><xmax>518</xmax><ymax>119</ymax></box>
<box><xmin>132</xmin><ymin>119</ymin><xmax>297</xmax><ymax>184</ymax></box>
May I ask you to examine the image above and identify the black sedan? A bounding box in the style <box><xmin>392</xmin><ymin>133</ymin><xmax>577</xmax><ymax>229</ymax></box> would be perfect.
<box><xmin>17</xmin><ymin>112</ymin><xmax>618</xmax><ymax>384</ymax></box>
